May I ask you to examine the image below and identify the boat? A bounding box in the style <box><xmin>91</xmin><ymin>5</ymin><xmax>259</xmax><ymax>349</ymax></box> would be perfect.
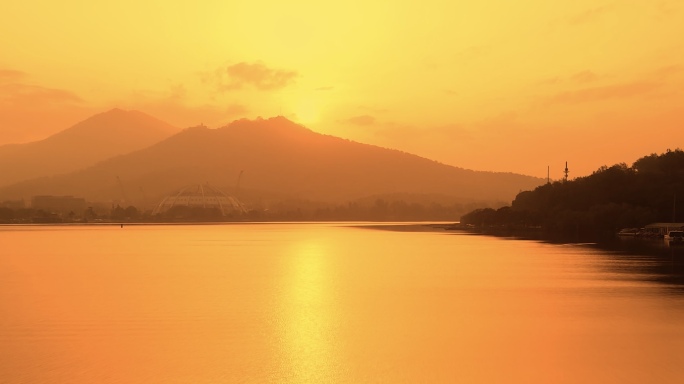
<box><xmin>617</xmin><ymin>228</ymin><xmax>640</xmax><ymax>236</ymax></box>
<box><xmin>664</xmin><ymin>230</ymin><xmax>684</xmax><ymax>246</ymax></box>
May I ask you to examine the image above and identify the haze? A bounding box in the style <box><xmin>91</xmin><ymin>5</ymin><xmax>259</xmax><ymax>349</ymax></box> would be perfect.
<box><xmin>1</xmin><ymin>1</ymin><xmax>683</xmax><ymax>178</ymax></box>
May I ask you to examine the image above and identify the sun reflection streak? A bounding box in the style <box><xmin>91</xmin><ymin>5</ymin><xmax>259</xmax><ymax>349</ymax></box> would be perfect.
<box><xmin>279</xmin><ymin>238</ymin><xmax>339</xmax><ymax>383</ymax></box>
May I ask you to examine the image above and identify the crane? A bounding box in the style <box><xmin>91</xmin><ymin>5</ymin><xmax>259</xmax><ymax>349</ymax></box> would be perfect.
<box><xmin>139</xmin><ymin>186</ymin><xmax>148</xmax><ymax>209</ymax></box>
<box><xmin>116</xmin><ymin>176</ymin><xmax>128</xmax><ymax>205</ymax></box>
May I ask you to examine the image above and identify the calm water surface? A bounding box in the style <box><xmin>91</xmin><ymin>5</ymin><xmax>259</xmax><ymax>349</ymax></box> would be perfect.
<box><xmin>1</xmin><ymin>223</ymin><xmax>683</xmax><ymax>383</ymax></box>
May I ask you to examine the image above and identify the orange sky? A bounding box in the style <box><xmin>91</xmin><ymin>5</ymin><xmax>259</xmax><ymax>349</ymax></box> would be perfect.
<box><xmin>1</xmin><ymin>1</ymin><xmax>683</xmax><ymax>178</ymax></box>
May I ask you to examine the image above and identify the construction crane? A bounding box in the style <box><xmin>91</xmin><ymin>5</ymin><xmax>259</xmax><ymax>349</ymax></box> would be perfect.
<box><xmin>116</xmin><ymin>176</ymin><xmax>128</xmax><ymax>205</ymax></box>
<box><xmin>139</xmin><ymin>186</ymin><xmax>148</xmax><ymax>209</ymax></box>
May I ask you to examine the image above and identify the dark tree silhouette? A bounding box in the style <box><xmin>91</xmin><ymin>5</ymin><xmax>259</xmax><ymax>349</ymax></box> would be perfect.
<box><xmin>461</xmin><ymin>149</ymin><xmax>684</xmax><ymax>240</ymax></box>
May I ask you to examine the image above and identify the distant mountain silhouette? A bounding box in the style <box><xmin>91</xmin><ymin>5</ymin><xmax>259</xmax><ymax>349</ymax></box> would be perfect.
<box><xmin>0</xmin><ymin>116</ymin><xmax>544</xmax><ymax>205</ymax></box>
<box><xmin>0</xmin><ymin>109</ymin><xmax>178</xmax><ymax>187</ymax></box>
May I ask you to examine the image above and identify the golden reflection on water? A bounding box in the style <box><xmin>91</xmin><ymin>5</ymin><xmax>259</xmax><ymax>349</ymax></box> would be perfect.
<box><xmin>281</xmin><ymin>238</ymin><xmax>337</xmax><ymax>382</ymax></box>
<box><xmin>1</xmin><ymin>224</ymin><xmax>684</xmax><ymax>383</ymax></box>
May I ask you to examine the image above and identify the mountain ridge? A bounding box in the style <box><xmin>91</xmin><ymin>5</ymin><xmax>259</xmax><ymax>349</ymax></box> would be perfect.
<box><xmin>0</xmin><ymin>116</ymin><xmax>544</xmax><ymax>205</ymax></box>
<box><xmin>0</xmin><ymin>109</ymin><xmax>179</xmax><ymax>188</ymax></box>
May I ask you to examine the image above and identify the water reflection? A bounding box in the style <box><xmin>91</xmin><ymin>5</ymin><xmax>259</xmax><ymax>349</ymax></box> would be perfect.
<box><xmin>280</xmin><ymin>237</ymin><xmax>339</xmax><ymax>383</ymax></box>
<box><xmin>420</xmin><ymin>222</ymin><xmax>684</xmax><ymax>292</ymax></box>
<box><xmin>2</xmin><ymin>224</ymin><xmax>684</xmax><ymax>383</ymax></box>
<box><xmin>595</xmin><ymin>239</ymin><xmax>684</xmax><ymax>291</ymax></box>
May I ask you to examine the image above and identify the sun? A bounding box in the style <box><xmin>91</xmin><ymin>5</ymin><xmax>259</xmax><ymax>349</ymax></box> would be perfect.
<box><xmin>290</xmin><ymin>97</ymin><xmax>323</xmax><ymax>126</ymax></box>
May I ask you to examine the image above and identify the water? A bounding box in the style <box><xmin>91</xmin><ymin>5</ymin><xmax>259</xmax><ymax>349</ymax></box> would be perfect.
<box><xmin>1</xmin><ymin>223</ymin><xmax>683</xmax><ymax>383</ymax></box>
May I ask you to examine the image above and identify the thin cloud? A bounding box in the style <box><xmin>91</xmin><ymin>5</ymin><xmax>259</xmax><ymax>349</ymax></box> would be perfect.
<box><xmin>547</xmin><ymin>82</ymin><xmax>662</xmax><ymax>105</ymax></box>
<box><xmin>0</xmin><ymin>69</ymin><xmax>27</xmax><ymax>82</ymax></box>
<box><xmin>570</xmin><ymin>70</ymin><xmax>599</xmax><ymax>84</ymax></box>
<box><xmin>432</xmin><ymin>124</ymin><xmax>473</xmax><ymax>141</ymax></box>
<box><xmin>0</xmin><ymin>83</ymin><xmax>82</xmax><ymax>105</ymax></box>
<box><xmin>537</xmin><ymin>77</ymin><xmax>561</xmax><ymax>86</ymax></box>
<box><xmin>315</xmin><ymin>86</ymin><xmax>334</xmax><ymax>91</ymax></box>
<box><xmin>653</xmin><ymin>64</ymin><xmax>683</xmax><ymax>79</ymax></box>
<box><xmin>655</xmin><ymin>0</ymin><xmax>680</xmax><ymax>18</ymax></box>
<box><xmin>474</xmin><ymin>111</ymin><xmax>522</xmax><ymax>135</ymax></box>
<box><xmin>0</xmin><ymin>67</ymin><xmax>82</xmax><ymax>106</ymax></box>
<box><xmin>375</xmin><ymin>122</ymin><xmax>472</xmax><ymax>142</ymax></box>
<box><xmin>358</xmin><ymin>105</ymin><xmax>389</xmax><ymax>114</ymax></box>
<box><xmin>568</xmin><ymin>4</ymin><xmax>615</xmax><ymax>26</ymax></box>
<box><xmin>537</xmin><ymin>71</ymin><xmax>600</xmax><ymax>87</ymax></box>
<box><xmin>0</xmin><ymin>70</ymin><xmax>92</xmax><ymax>143</ymax></box>
<box><xmin>204</xmin><ymin>62</ymin><xmax>298</xmax><ymax>92</ymax></box>
<box><xmin>345</xmin><ymin>115</ymin><xmax>376</xmax><ymax>126</ymax></box>
<box><xmin>121</xmin><ymin>85</ymin><xmax>248</xmax><ymax>128</ymax></box>
<box><xmin>455</xmin><ymin>45</ymin><xmax>489</xmax><ymax>62</ymax></box>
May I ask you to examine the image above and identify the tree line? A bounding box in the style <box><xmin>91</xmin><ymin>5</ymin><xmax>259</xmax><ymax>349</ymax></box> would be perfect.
<box><xmin>461</xmin><ymin>149</ymin><xmax>684</xmax><ymax>241</ymax></box>
<box><xmin>1</xmin><ymin>197</ymin><xmax>501</xmax><ymax>223</ymax></box>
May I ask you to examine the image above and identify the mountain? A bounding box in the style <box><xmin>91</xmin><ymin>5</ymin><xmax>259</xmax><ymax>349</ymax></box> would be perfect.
<box><xmin>0</xmin><ymin>109</ymin><xmax>178</xmax><ymax>188</ymax></box>
<box><xmin>0</xmin><ymin>117</ymin><xmax>544</xmax><ymax>205</ymax></box>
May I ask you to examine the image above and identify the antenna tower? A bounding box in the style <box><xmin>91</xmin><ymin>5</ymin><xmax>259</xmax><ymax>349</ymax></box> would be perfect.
<box><xmin>563</xmin><ymin>161</ymin><xmax>569</xmax><ymax>182</ymax></box>
<box><xmin>235</xmin><ymin>170</ymin><xmax>244</xmax><ymax>197</ymax></box>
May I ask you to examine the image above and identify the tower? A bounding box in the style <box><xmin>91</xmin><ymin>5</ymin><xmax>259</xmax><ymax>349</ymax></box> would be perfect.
<box><xmin>563</xmin><ymin>161</ymin><xmax>569</xmax><ymax>182</ymax></box>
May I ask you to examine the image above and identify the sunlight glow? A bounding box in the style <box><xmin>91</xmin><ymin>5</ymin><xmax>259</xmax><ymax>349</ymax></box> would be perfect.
<box><xmin>1</xmin><ymin>0</ymin><xmax>684</xmax><ymax>176</ymax></box>
<box><xmin>281</xmin><ymin>238</ymin><xmax>338</xmax><ymax>381</ymax></box>
<box><xmin>290</xmin><ymin>96</ymin><xmax>324</xmax><ymax>126</ymax></box>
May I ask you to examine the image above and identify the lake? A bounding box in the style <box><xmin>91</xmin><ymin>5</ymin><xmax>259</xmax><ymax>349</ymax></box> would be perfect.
<box><xmin>1</xmin><ymin>223</ymin><xmax>683</xmax><ymax>383</ymax></box>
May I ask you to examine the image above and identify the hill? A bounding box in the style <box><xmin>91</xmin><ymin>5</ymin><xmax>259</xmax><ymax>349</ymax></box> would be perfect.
<box><xmin>461</xmin><ymin>149</ymin><xmax>684</xmax><ymax>240</ymax></box>
<box><xmin>0</xmin><ymin>117</ymin><xmax>544</xmax><ymax>206</ymax></box>
<box><xmin>0</xmin><ymin>109</ymin><xmax>178</xmax><ymax>187</ymax></box>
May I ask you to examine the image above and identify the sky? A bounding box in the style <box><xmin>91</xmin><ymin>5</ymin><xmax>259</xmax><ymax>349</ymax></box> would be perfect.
<box><xmin>1</xmin><ymin>0</ymin><xmax>683</xmax><ymax>179</ymax></box>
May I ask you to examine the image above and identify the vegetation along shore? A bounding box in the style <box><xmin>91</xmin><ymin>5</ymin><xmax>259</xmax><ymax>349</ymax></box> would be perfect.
<box><xmin>460</xmin><ymin>149</ymin><xmax>684</xmax><ymax>243</ymax></box>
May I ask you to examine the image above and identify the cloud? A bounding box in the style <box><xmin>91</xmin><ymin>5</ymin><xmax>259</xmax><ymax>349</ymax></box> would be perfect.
<box><xmin>654</xmin><ymin>0</ymin><xmax>680</xmax><ymax>17</ymax></box>
<box><xmin>455</xmin><ymin>45</ymin><xmax>489</xmax><ymax>62</ymax></box>
<box><xmin>121</xmin><ymin>85</ymin><xmax>248</xmax><ymax>128</ymax></box>
<box><xmin>0</xmin><ymin>68</ymin><xmax>83</xmax><ymax>106</ymax></box>
<box><xmin>374</xmin><ymin>122</ymin><xmax>472</xmax><ymax>142</ymax></box>
<box><xmin>0</xmin><ymin>69</ymin><xmax>93</xmax><ymax>144</ymax></box>
<box><xmin>315</xmin><ymin>86</ymin><xmax>334</xmax><ymax>91</ymax></box>
<box><xmin>144</xmin><ymin>101</ymin><xmax>248</xmax><ymax>128</ymax></box>
<box><xmin>653</xmin><ymin>64</ymin><xmax>683</xmax><ymax>79</ymax></box>
<box><xmin>570</xmin><ymin>70</ymin><xmax>599</xmax><ymax>84</ymax></box>
<box><xmin>431</xmin><ymin>124</ymin><xmax>473</xmax><ymax>141</ymax></box>
<box><xmin>358</xmin><ymin>105</ymin><xmax>389</xmax><ymax>114</ymax></box>
<box><xmin>568</xmin><ymin>4</ymin><xmax>614</xmax><ymax>25</ymax></box>
<box><xmin>537</xmin><ymin>77</ymin><xmax>561</xmax><ymax>86</ymax></box>
<box><xmin>547</xmin><ymin>82</ymin><xmax>662</xmax><ymax>104</ymax></box>
<box><xmin>204</xmin><ymin>62</ymin><xmax>298</xmax><ymax>92</ymax></box>
<box><xmin>473</xmin><ymin>111</ymin><xmax>524</xmax><ymax>136</ymax></box>
<box><xmin>0</xmin><ymin>83</ymin><xmax>83</xmax><ymax>105</ymax></box>
<box><xmin>0</xmin><ymin>69</ymin><xmax>27</xmax><ymax>82</ymax></box>
<box><xmin>537</xmin><ymin>70</ymin><xmax>601</xmax><ymax>87</ymax></box>
<box><xmin>344</xmin><ymin>114</ymin><xmax>376</xmax><ymax>126</ymax></box>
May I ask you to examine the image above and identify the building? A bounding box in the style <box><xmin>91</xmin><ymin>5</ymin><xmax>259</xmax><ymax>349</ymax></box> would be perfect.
<box><xmin>643</xmin><ymin>222</ymin><xmax>684</xmax><ymax>236</ymax></box>
<box><xmin>31</xmin><ymin>195</ymin><xmax>86</xmax><ymax>215</ymax></box>
<box><xmin>152</xmin><ymin>184</ymin><xmax>247</xmax><ymax>217</ymax></box>
<box><xmin>0</xmin><ymin>200</ymin><xmax>26</xmax><ymax>210</ymax></box>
